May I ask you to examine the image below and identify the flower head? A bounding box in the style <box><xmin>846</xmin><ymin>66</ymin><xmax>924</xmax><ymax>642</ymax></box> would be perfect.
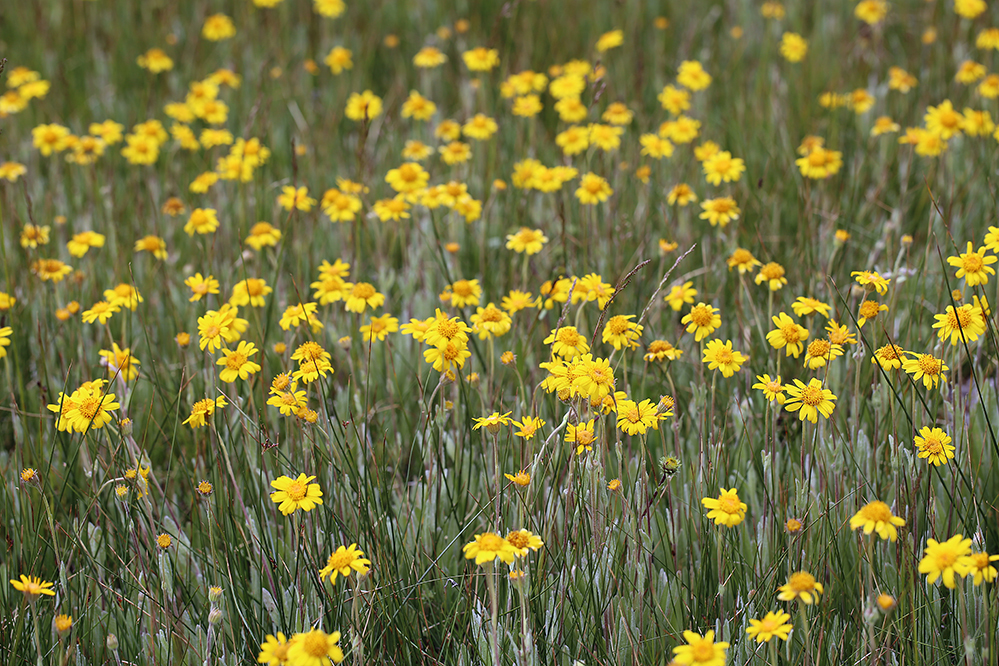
<box><xmin>778</xmin><ymin>571</ymin><xmax>824</xmax><ymax>604</ymax></box>
<box><xmin>269</xmin><ymin>474</ymin><xmax>324</xmax><ymax>516</ymax></box>
<box><xmin>850</xmin><ymin>501</ymin><xmax>906</xmax><ymax>542</ymax></box>
<box><xmin>701</xmin><ymin>488</ymin><xmax>747</xmax><ymax>528</ymax></box>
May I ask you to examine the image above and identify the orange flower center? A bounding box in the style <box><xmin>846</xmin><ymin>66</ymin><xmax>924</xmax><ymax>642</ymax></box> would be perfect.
<box><xmin>917</xmin><ymin>355</ymin><xmax>942</xmax><ymax>375</ymax></box>
<box><xmin>807</xmin><ymin>339</ymin><xmax>831</xmax><ymax>357</ymax></box>
<box><xmin>859</xmin><ymin>301</ymin><xmax>881</xmax><ymax>319</ymax></box>
<box><xmin>689</xmin><ymin>305</ymin><xmax>714</xmax><ymax>327</ymax></box>
<box><xmin>788</xmin><ymin>572</ymin><xmax>817</xmax><ymax>592</ymax></box>
<box><xmin>859</xmin><ymin>501</ymin><xmax>893</xmax><ymax>523</ymax></box>
<box><xmin>302</xmin><ymin>632</ymin><xmax>329</xmax><ymax>657</ymax></box>
<box><xmin>799</xmin><ymin>385</ymin><xmax>824</xmax><ymax>406</ymax></box>
<box><xmin>284</xmin><ymin>481</ymin><xmax>307</xmax><ymax>501</ymax></box>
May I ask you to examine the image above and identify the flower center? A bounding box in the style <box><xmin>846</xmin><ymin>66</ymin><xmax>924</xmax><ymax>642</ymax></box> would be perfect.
<box><xmin>689</xmin><ymin>305</ymin><xmax>714</xmax><ymax>327</ymax></box>
<box><xmin>353</xmin><ymin>283</ymin><xmax>375</xmax><ymax>299</ymax></box>
<box><xmin>480</xmin><ymin>307</ymin><xmax>502</xmax><ymax>322</ymax></box>
<box><xmin>781</xmin><ymin>324</ymin><xmax>802</xmax><ymax>342</ymax></box>
<box><xmin>807</xmin><ymin>339</ymin><xmax>830</xmax><ymax>357</ymax></box>
<box><xmin>799</xmin><ymin>386</ymin><xmax>823</xmax><ymax>406</ymax></box>
<box><xmin>506</xmin><ymin>532</ymin><xmax>529</xmax><ymax>549</ymax></box>
<box><xmin>285</xmin><ymin>481</ymin><xmax>307</xmax><ymax>501</ymax></box>
<box><xmin>923</xmin><ymin>436</ymin><xmax>943</xmax><ymax>454</ymax></box>
<box><xmin>714</xmin><ymin>348</ymin><xmax>734</xmax><ymax>363</ymax></box>
<box><xmin>479</xmin><ymin>533</ymin><xmax>506</xmax><ymax>551</ymax></box>
<box><xmin>859</xmin><ymin>301</ymin><xmax>881</xmax><ymax>318</ymax></box>
<box><xmin>962</xmin><ymin>254</ymin><xmax>983</xmax><ymax>272</ymax></box>
<box><xmin>576</xmin><ymin>429</ymin><xmax>594</xmax><ymax>445</ymax></box>
<box><xmin>225</xmin><ymin>352</ymin><xmax>246</xmax><ymax>370</ymax></box>
<box><xmin>452</xmin><ymin>281</ymin><xmax>473</xmax><ymax>297</ymax></box>
<box><xmin>861</xmin><ymin>501</ymin><xmax>892</xmax><ymax>523</ymax></box>
<box><xmin>718</xmin><ymin>496</ymin><xmax>741</xmax><ymax>514</ymax></box>
<box><xmin>917</xmin><ymin>355</ymin><xmax>941</xmax><ymax>374</ymax></box>
<box><xmin>760</xmin><ymin>263</ymin><xmax>783</xmax><ymax>279</ymax></box>
<box><xmin>557</xmin><ymin>329</ymin><xmax>581</xmax><ymax>346</ymax></box>
<box><xmin>690</xmin><ymin>641</ymin><xmax>715</xmax><ymax>662</ymax></box>
<box><xmin>302</xmin><ymin>633</ymin><xmax>329</xmax><ymax>657</ymax></box>
<box><xmin>789</xmin><ymin>572</ymin><xmax>816</xmax><ymax>592</ymax></box>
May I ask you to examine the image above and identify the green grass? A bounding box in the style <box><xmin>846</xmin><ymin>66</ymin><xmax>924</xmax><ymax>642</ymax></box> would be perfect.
<box><xmin>2</xmin><ymin>0</ymin><xmax>999</xmax><ymax>664</ymax></box>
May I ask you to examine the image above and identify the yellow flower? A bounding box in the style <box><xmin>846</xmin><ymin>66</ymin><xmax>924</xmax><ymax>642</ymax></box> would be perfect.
<box><xmin>849</xmin><ymin>501</ymin><xmax>906</xmax><ymax>542</ymax></box>
<box><xmin>616</xmin><ymin>398</ymin><xmax>661</xmax><ymax>436</ymax></box>
<box><xmin>9</xmin><ymin>574</ymin><xmax>56</xmax><ymax>598</ymax></box>
<box><xmin>967</xmin><ymin>552</ymin><xmax>999</xmax><ymax>585</ymax></box>
<box><xmin>462</xmin><ymin>47</ymin><xmax>499</xmax><ymax>71</ymax></box>
<box><xmin>947</xmin><ymin>242</ymin><xmax>996</xmax><ymax>286</ymax></box>
<box><xmin>401</xmin><ymin>90</ymin><xmax>436</xmax><ymax>121</ymax></box>
<box><xmin>217</xmin><ymin>341</ymin><xmax>261</xmax><ymax>383</ymax></box>
<box><xmin>413</xmin><ymin>46</ymin><xmax>447</xmax><ymax>68</ymax></box>
<box><xmin>701</xmin><ymin>488</ymin><xmax>747</xmax><ymax>528</ymax></box>
<box><xmin>81</xmin><ymin>300</ymin><xmax>121</xmax><ymax>325</ymax></box>
<box><xmin>778</xmin><ymin>571</ymin><xmax>824</xmax><ymax>604</ymax></box>
<box><xmin>566</xmin><ymin>419</ymin><xmax>597</xmax><ymax>454</ymax></box>
<box><xmin>855</xmin><ymin>0</ymin><xmax>888</xmax><ymax>25</ymax></box>
<box><xmin>871</xmin><ymin>343</ymin><xmax>905</xmax><ymax>370</ymax></box>
<box><xmin>462</xmin><ymin>532</ymin><xmax>516</xmax><ymax>565</ymax></box>
<box><xmin>753</xmin><ymin>374</ymin><xmax>786</xmax><ymax>404</ymax></box>
<box><xmin>66</xmin><ymin>230</ymin><xmax>106</xmax><ymax>258</ymax></box>
<box><xmin>699</xmin><ymin>197</ymin><xmax>740</xmax><ymax>227</ymax></box>
<box><xmin>933</xmin><ymin>303</ymin><xmax>986</xmax><ymax>345</ymax></box>
<box><xmin>645</xmin><ymin>339</ymin><xmax>682</xmax><ymax>362</ymax></box>
<box><xmin>681</xmin><ymin>302</ymin><xmax>721</xmax><ymax>341</ymax></box>
<box><xmin>745</xmin><ymin>611</ymin><xmax>793</xmax><ymax>643</ymax></box>
<box><xmin>505</xmin><ymin>470</ymin><xmax>531</xmax><ymax>486</ymax></box>
<box><xmin>506</xmin><ymin>529</ymin><xmax>544</xmax><ymax>557</ymax></box>
<box><xmin>269</xmin><ymin>473</ymin><xmax>324</xmax><ymax>515</ymax></box>
<box><xmin>202</xmin><ymin>13</ymin><xmax>235</xmax><ymax>41</ymax></box>
<box><xmin>783</xmin><ymin>378</ymin><xmax>836</xmax><ymax>423</ymax></box>
<box><xmin>901</xmin><ymin>353</ymin><xmax>948</xmax><ymax>390</ymax></box>
<box><xmin>595</xmin><ymin>29</ymin><xmax>623</xmax><ymax>52</ymax></box>
<box><xmin>701</xmin><ymin>339</ymin><xmax>748</xmax><ymax>377</ymax></box>
<box><xmin>779</xmin><ymin>32</ymin><xmax>808</xmax><ymax>62</ymax></box>
<box><xmin>658</xmin><ymin>85</ymin><xmax>691</xmax><ymax>115</ymax></box>
<box><xmin>795</xmin><ymin>146</ymin><xmax>842</xmax><ymax>179</ymax></box>
<box><xmin>857</xmin><ymin>299</ymin><xmax>888</xmax><ymax>328</ymax></box>
<box><xmin>137</xmin><ymin>48</ymin><xmax>173</xmax><ymax>73</ymax></box>
<box><xmin>544</xmin><ymin>325</ymin><xmax>590</xmax><ymax>359</ymax></box>
<box><xmin>345</xmin><ymin>90</ymin><xmax>383</xmax><ymax>121</ymax></box>
<box><xmin>184</xmin><ymin>208</ymin><xmax>219</xmax><ymax>236</ymax></box>
<box><xmin>183</xmin><ymin>396</ymin><xmax>226</xmax><ymax>428</ymax></box>
<box><xmin>324</xmin><ymin>46</ymin><xmax>353</xmax><ymax>74</ymax></box>
<box><xmin>766</xmin><ymin>312</ymin><xmax>809</xmax><ymax>357</ymax></box>
<box><xmin>99</xmin><ymin>343</ymin><xmax>140</xmax><ymax>382</ymax></box>
<box><xmin>676</xmin><ymin>60</ymin><xmax>712</xmax><ymax>91</ymax></box>
<box><xmin>472</xmin><ymin>411</ymin><xmax>513</xmax><ymax>435</ymax></box>
<box><xmin>702</xmin><ymin>151</ymin><xmax>744</xmax><ymax>185</ymax></box>
<box><xmin>277</xmin><ymin>186</ymin><xmax>316</xmax><ymax>212</ymax></box>
<box><xmin>672</xmin><ymin>630</ymin><xmax>729</xmax><ymax>666</ymax></box>
<box><xmin>319</xmin><ymin>543</ymin><xmax>371</xmax><ymax>584</ymax></box>
<box><xmin>286</xmin><ymin>629</ymin><xmax>344</xmax><ymax>665</ymax></box>
<box><xmin>918</xmin><ymin>535</ymin><xmax>972</xmax><ymax>588</ymax></box>
<box><xmin>914</xmin><ymin>427</ymin><xmax>955</xmax><ymax>466</ymax></box>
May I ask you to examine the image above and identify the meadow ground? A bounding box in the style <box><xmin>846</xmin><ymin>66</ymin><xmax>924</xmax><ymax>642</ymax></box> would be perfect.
<box><xmin>2</xmin><ymin>0</ymin><xmax>999</xmax><ymax>664</ymax></box>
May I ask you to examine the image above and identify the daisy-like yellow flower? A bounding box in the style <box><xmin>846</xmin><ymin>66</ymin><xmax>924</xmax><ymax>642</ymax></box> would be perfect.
<box><xmin>324</xmin><ymin>46</ymin><xmax>353</xmax><ymax>74</ymax></box>
<box><xmin>184</xmin><ymin>208</ymin><xmax>219</xmax><ymax>236</ymax></box>
<box><xmin>792</xmin><ymin>296</ymin><xmax>831</xmax><ymax>318</ymax></box>
<box><xmin>616</xmin><ymin>398</ymin><xmax>660</xmax><ymax>436</ymax></box>
<box><xmin>783</xmin><ymin>378</ymin><xmax>836</xmax><ymax>423</ymax></box>
<box><xmin>245</xmin><ymin>222</ymin><xmax>282</xmax><ymax>250</ymax></box>
<box><xmin>277</xmin><ymin>186</ymin><xmax>316</xmax><ymax>212</ymax></box>
<box><xmin>506</xmin><ymin>529</ymin><xmax>544</xmax><ymax>557</ymax></box>
<box><xmin>99</xmin><ymin>343</ymin><xmax>140</xmax><ymax>382</ymax></box>
<box><xmin>345</xmin><ymin>90</ymin><xmax>383</xmax><ymax>122</ymax></box>
<box><xmin>286</xmin><ymin>629</ymin><xmax>344</xmax><ymax>665</ymax></box>
<box><xmin>572</xmin><ymin>355</ymin><xmax>616</xmax><ymax>402</ymax></box>
<box><xmin>676</xmin><ymin>60</ymin><xmax>712</xmax><ymax>91</ymax></box>
<box><xmin>967</xmin><ymin>552</ymin><xmax>999</xmax><ymax>585</ymax></box>
<box><xmin>602</xmin><ymin>315</ymin><xmax>642</xmax><ymax>351</ymax></box>
<box><xmin>702</xmin><ymin>151</ymin><xmax>745</xmax><ymax>185</ymax></box>
<box><xmin>947</xmin><ymin>242</ymin><xmax>996</xmax><ymax>286</ymax></box>
<box><xmin>512</xmin><ymin>416</ymin><xmax>545</xmax><ymax>440</ymax></box>
<box><xmin>796</xmin><ymin>145</ymin><xmax>843</xmax><ymax>180</ymax></box>
<box><xmin>644</xmin><ymin>339</ymin><xmax>682</xmax><ymax>362</ymax></box>
<box><xmin>544</xmin><ymin>325</ymin><xmax>590</xmax><ymax>359</ymax></box>
<box><xmin>9</xmin><ymin>574</ymin><xmax>56</xmax><ymax>598</ymax></box>
<box><xmin>699</xmin><ymin>197</ymin><xmax>740</xmax><ymax>227</ymax></box>
<box><xmin>505</xmin><ymin>470</ymin><xmax>531</xmax><ymax>486</ymax></box>
<box><xmin>701</xmin><ymin>339</ymin><xmax>748</xmax><ymax>377</ymax></box>
<box><xmin>566</xmin><ymin>419</ymin><xmax>596</xmax><ymax>455</ymax></box>
<box><xmin>802</xmin><ymin>338</ymin><xmax>844</xmax><ymax>369</ymax></box>
<box><xmin>918</xmin><ymin>535</ymin><xmax>972</xmax><ymax>588</ymax></box>
<box><xmin>766</xmin><ymin>312</ymin><xmax>809</xmax><ymax>358</ymax></box>
<box><xmin>472</xmin><ymin>411</ymin><xmax>513</xmax><ymax>435</ymax></box>
<box><xmin>752</xmin><ymin>374</ymin><xmax>785</xmax><ymax>404</ymax></box>
<box><xmin>183</xmin><ymin>396</ymin><xmax>226</xmax><ymax>428</ymax></box>
<box><xmin>871</xmin><ymin>343</ymin><xmax>906</xmax><ymax>371</ymax></box>
<box><xmin>681</xmin><ymin>302</ymin><xmax>721</xmax><ymax>341</ymax></box>
<box><xmin>198</xmin><ymin>308</ymin><xmax>235</xmax><ymax>352</ymax></box>
<box><xmin>217</xmin><ymin>341</ymin><xmax>261</xmax><ymax>383</ymax></box>
<box><xmin>184</xmin><ymin>273</ymin><xmax>219</xmax><ymax>302</ymax></box>
<box><xmin>755</xmin><ymin>262</ymin><xmax>787</xmax><ymax>291</ymax></box>
<box><xmin>505</xmin><ymin>227</ymin><xmax>548</xmax><ymax>255</ymax></box>
<box><xmin>746</xmin><ymin>611</ymin><xmax>793</xmax><ymax>643</ymax></box>
<box><xmin>67</xmin><ymin>231</ymin><xmax>106</xmax><ymax>258</ymax></box>
<box><xmin>81</xmin><ymin>300</ymin><xmax>121</xmax><ymax>325</ymax></box>
<box><xmin>462</xmin><ymin>532</ymin><xmax>516</xmax><ymax>565</ymax></box>
<box><xmin>360</xmin><ymin>314</ymin><xmax>399</xmax><ymax>342</ymax></box>
<box><xmin>462</xmin><ymin>47</ymin><xmax>499</xmax><ymax>71</ymax></box>
<box><xmin>672</xmin><ymin>630</ymin><xmax>728</xmax><ymax>666</ymax></box>
<box><xmin>257</xmin><ymin>633</ymin><xmax>292</xmax><ymax>666</ymax></box>
<box><xmin>851</xmin><ymin>270</ymin><xmax>890</xmax><ymax>294</ymax></box>
<box><xmin>319</xmin><ymin>544</ymin><xmax>371</xmax><ymax>584</ymax></box>
<box><xmin>665</xmin><ymin>282</ymin><xmax>697</xmax><ymax>311</ymax></box>
<box><xmin>269</xmin><ymin>473</ymin><xmax>323</xmax><ymax>516</ymax></box>
<box><xmin>344</xmin><ymin>282</ymin><xmax>385</xmax><ymax>314</ymax></box>
<box><xmin>778</xmin><ymin>571</ymin><xmax>824</xmax><ymax>604</ymax></box>
<box><xmin>857</xmin><ymin>300</ymin><xmax>888</xmax><ymax>328</ymax></box>
<box><xmin>667</xmin><ymin>183</ymin><xmax>697</xmax><ymax>206</ymax></box>
<box><xmin>701</xmin><ymin>488</ymin><xmax>747</xmax><ymax>528</ymax></box>
<box><xmin>726</xmin><ymin>248</ymin><xmax>761</xmax><ymax>274</ymax></box>
<box><xmin>779</xmin><ymin>32</ymin><xmax>808</xmax><ymax>62</ymax></box>
<box><xmin>575</xmin><ymin>173</ymin><xmax>613</xmax><ymax>205</ymax></box>
<box><xmin>901</xmin><ymin>353</ymin><xmax>948</xmax><ymax>390</ymax></box>
<box><xmin>447</xmin><ymin>279</ymin><xmax>481</xmax><ymax>309</ymax></box>
<box><xmin>914</xmin><ymin>427</ymin><xmax>955</xmax><ymax>466</ymax></box>
<box><xmin>871</xmin><ymin>116</ymin><xmax>901</xmax><ymax>137</ymax></box>
<box><xmin>849</xmin><ymin>501</ymin><xmax>906</xmax><ymax>542</ymax></box>
<box><xmin>933</xmin><ymin>303</ymin><xmax>986</xmax><ymax>345</ymax></box>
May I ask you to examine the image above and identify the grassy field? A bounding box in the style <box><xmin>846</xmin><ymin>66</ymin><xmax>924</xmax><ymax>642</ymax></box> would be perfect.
<box><xmin>2</xmin><ymin>0</ymin><xmax>999</xmax><ymax>664</ymax></box>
